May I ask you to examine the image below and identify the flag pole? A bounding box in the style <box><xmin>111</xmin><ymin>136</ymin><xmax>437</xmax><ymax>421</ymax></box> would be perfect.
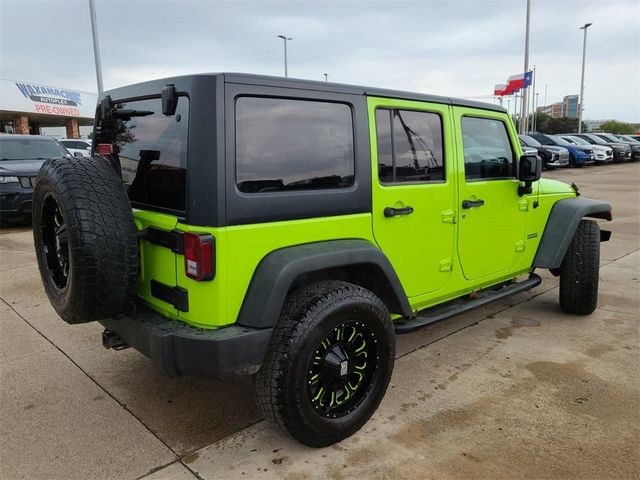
<box><xmin>529</xmin><ymin>66</ymin><xmax>536</xmax><ymax>133</ymax></box>
<box><xmin>520</xmin><ymin>0</ymin><xmax>531</xmax><ymax>134</ymax></box>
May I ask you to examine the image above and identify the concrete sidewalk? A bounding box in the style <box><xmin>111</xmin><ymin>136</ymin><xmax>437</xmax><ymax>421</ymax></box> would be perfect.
<box><xmin>1</xmin><ymin>163</ymin><xmax>638</xmax><ymax>480</ymax></box>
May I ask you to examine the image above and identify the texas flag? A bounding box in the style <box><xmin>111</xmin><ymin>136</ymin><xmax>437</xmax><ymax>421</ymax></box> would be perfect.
<box><xmin>504</xmin><ymin>71</ymin><xmax>533</xmax><ymax>95</ymax></box>
<box><xmin>494</xmin><ymin>84</ymin><xmax>507</xmax><ymax>96</ymax></box>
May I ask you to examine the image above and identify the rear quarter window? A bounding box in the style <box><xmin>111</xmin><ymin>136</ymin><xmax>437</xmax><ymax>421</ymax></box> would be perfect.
<box><xmin>235</xmin><ymin>97</ymin><xmax>355</xmax><ymax>193</ymax></box>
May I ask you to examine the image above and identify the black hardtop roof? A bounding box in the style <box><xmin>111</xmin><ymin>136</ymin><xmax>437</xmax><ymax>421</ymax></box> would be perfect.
<box><xmin>102</xmin><ymin>72</ymin><xmax>506</xmax><ymax>113</ymax></box>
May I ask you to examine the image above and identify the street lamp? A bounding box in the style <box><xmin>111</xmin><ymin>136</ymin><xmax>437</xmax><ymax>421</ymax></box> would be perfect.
<box><xmin>323</xmin><ymin>73</ymin><xmax>328</xmax><ymax>82</ymax></box>
<box><xmin>578</xmin><ymin>22</ymin><xmax>592</xmax><ymax>133</ymax></box>
<box><xmin>277</xmin><ymin>35</ymin><xmax>292</xmax><ymax>77</ymax></box>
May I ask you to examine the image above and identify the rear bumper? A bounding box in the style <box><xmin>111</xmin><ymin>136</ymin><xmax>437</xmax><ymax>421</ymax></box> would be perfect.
<box><xmin>100</xmin><ymin>303</ymin><xmax>272</xmax><ymax>378</ymax></box>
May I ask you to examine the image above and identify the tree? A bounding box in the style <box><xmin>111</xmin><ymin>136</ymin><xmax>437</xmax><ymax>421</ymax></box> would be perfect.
<box><xmin>598</xmin><ymin>120</ymin><xmax>635</xmax><ymax>134</ymax></box>
<box><xmin>537</xmin><ymin>116</ymin><xmax>584</xmax><ymax>134</ymax></box>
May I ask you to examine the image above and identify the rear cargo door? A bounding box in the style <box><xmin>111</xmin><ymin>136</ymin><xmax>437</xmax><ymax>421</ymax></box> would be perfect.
<box><xmin>134</xmin><ymin>210</ymin><xmax>179</xmax><ymax>317</ymax></box>
<box><xmin>94</xmin><ymin>95</ymin><xmax>189</xmax><ymax>317</ymax></box>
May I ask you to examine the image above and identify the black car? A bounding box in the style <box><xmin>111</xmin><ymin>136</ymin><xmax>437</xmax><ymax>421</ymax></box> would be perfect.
<box><xmin>596</xmin><ymin>133</ymin><xmax>640</xmax><ymax>161</ymax></box>
<box><xmin>519</xmin><ymin>134</ymin><xmax>570</xmax><ymax>169</ymax></box>
<box><xmin>566</xmin><ymin>133</ymin><xmax>632</xmax><ymax>163</ymax></box>
<box><xmin>0</xmin><ymin>135</ymin><xmax>71</xmax><ymax>224</ymax></box>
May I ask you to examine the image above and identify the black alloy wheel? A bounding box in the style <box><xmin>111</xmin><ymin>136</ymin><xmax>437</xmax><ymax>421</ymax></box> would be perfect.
<box><xmin>40</xmin><ymin>194</ymin><xmax>69</xmax><ymax>290</ymax></box>
<box><xmin>307</xmin><ymin>320</ymin><xmax>378</xmax><ymax>418</ymax></box>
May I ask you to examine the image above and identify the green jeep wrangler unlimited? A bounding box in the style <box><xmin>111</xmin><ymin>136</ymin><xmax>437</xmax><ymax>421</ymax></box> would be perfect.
<box><xmin>32</xmin><ymin>73</ymin><xmax>611</xmax><ymax>447</ymax></box>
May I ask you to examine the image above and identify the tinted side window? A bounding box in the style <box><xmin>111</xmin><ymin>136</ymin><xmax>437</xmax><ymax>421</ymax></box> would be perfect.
<box><xmin>376</xmin><ymin>108</ymin><xmax>444</xmax><ymax>183</ymax></box>
<box><xmin>236</xmin><ymin>97</ymin><xmax>355</xmax><ymax>193</ymax></box>
<box><xmin>461</xmin><ymin>117</ymin><xmax>515</xmax><ymax>180</ymax></box>
<box><xmin>95</xmin><ymin>96</ymin><xmax>189</xmax><ymax>212</ymax></box>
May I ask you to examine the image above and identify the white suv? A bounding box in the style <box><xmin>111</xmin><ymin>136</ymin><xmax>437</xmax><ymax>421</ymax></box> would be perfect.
<box><xmin>59</xmin><ymin>139</ymin><xmax>92</xmax><ymax>158</ymax></box>
<box><xmin>560</xmin><ymin>135</ymin><xmax>613</xmax><ymax>164</ymax></box>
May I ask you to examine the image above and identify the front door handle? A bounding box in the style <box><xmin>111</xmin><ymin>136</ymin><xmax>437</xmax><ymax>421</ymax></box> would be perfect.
<box><xmin>384</xmin><ymin>206</ymin><xmax>414</xmax><ymax>217</ymax></box>
<box><xmin>462</xmin><ymin>199</ymin><xmax>485</xmax><ymax>209</ymax></box>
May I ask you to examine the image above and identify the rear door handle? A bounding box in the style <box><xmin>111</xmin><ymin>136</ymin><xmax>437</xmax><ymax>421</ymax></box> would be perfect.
<box><xmin>384</xmin><ymin>206</ymin><xmax>414</xmax><ymax>217</ymax></box>
<box><xmin>462</xmin><ymin>199</ymin><xmax>485</xmax><ymax>209</ymax></box>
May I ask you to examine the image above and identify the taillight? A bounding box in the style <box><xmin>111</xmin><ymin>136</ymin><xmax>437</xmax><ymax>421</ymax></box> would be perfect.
<box><xmin>183</xmin><ymin>232</ymin><xmax>215</xmax><ymax>281</ymax></box>
<box><xmin>95</xmin><ymin>143</ymin><xmax>114</xmax><ymax>155</ymax></box>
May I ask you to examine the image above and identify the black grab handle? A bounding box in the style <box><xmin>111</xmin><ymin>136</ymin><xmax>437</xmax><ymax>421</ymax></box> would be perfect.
<box><xmin>384</xmin><ymin>206</ymin><xmax>414</xmax><ymax>217</ymax></box>
<box><xmin>462</xmin><ymin>199</ymin><xmax>485</xmax><ymax>209</ymax></box>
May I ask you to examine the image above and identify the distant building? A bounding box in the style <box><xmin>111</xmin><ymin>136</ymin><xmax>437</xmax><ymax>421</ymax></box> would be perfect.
<box><xmin>562</xmin><ymin>95</ymin><xmax>579</xmax><ymax>118</ymax></box>
<box><xmin>537</xmin><ymin>94</ymin><xmax>580</xmax><ymax>119</ymax></box>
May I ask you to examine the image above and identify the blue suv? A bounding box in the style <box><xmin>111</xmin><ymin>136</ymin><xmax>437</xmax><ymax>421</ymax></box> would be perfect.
<box><xmin>530</xmin><ymin>133</ymin><xmax>594</xmax><ymax>167</ymax></box>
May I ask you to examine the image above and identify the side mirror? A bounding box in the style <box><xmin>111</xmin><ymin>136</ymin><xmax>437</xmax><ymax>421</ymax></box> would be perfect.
<box><xmin>518</xmin><ymin>154</ymin><xmax>542</xmax><ymax>196</ymax></box>
<box><xmin>73</xmin><ymin>151</ymin><xmax>84</xmax><ymax>158</ymax></box>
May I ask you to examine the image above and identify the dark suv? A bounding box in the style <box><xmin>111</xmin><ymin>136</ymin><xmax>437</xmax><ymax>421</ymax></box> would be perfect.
<box><xmin>0</xmin><ymin>134</ymin><xmax>70</xmax><ymax>224</ymax></box>
<box><xmin>519</xmin><ymin>134</ymin><xmax>569</xmax><ymax>168</ymax></box>
<box><xmin>595</xmin><ymin>133</ymin><xmax>640</xmax><ymax>161</ymax></box>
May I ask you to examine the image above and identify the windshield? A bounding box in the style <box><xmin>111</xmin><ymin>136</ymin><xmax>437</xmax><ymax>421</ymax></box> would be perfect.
<box><xmin>520</xmin><ymin>135</ymin><xmax>541</xmax><ymax>147</ymax></box>
<box><xmin>565</xmin><ymin>135</ymin><xmax>589</xmax><ymax>145</ymax></box>
<box><xmin>584</xmin><ymin>134</ymin><xmax>607</xmax><ymax>145</ymax></box>
<box><xmin>550</xmin><ymin>135</ymin><xmax>571</xmax><ymax>146</ymax></box>
<box><xmin>597</xmin><ymin>134</ymin><xmax>620</xmax><ymax>143</ymax></box>
<box><xmin>0</xmin><ymin>138</ymin><xmax>68</xmax><ymax>161</ymax></box>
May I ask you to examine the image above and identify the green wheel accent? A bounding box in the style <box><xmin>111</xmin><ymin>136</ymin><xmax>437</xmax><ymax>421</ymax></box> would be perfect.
<box><xmin>306</xmin><ymin>320</ymin><xmax>378</xmax><ymax>418</ymax></box>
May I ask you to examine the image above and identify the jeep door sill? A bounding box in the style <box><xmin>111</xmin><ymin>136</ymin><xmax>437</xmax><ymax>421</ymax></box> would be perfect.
<box><xmin>394</xmin><ymin>274</ymin><xmax>542</xmax><ymax>334</ymax></box>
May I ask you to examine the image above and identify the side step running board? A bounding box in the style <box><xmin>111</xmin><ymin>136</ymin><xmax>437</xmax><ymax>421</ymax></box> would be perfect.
<box><xmin>394</xmin><ymin>274</ymin><xmax>542</xmax><ymax>334</ymax></box>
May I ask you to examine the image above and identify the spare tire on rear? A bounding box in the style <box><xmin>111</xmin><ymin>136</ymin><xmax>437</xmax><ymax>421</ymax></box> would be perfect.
<box><xmin>33</xmin><ymin>157</ymin><xmax>138</xmax><ymax>324</ymax></box>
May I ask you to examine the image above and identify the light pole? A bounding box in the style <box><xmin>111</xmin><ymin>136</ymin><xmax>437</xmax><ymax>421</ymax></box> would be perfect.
<box><xmin>277</xmin><ymin>35</ymin><xmax>292</xmax><ymax>77</ymax></box>
<box><xmin>534</xmin><ymin>92</ymin><xmax>540</xmax><ymax>132</ymax></box>
<box><xmin>578</xmin><ymin>23</ymin><xmax>592</xmax><ymax>133</ymax></box>
<box><xmin>323</xmin><ymin>73</ymin><xmax>328</xmax><ymax>82</ymax></box>
<box><xmin>88</xmin><ymin>0</ymin><xmax>104</xmax><ymax>96</ymax></box>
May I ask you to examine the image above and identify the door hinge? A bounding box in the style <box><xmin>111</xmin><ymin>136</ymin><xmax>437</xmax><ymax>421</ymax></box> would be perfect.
<box><xmin>441</xmin><ymin>209</ymin><xmax>456</xmax><ymax>224</ymax></box>
<box><xmin>439</xmin><ymin>258</ymin><xmax>453</xmax><ymax>272</ymax></box>
<box><xmin>515</xmin><ymin>240</ymin><xmax>526</xmax><ymax>252</ymax></box>
<box><xmin>138</xmin><ymin>227</ymin><xmax>184</xmax><ymax>254</ymax></box>
<box><xmin>150</xmin><ymin>280</ymin><xmax>189</xmax><ymax>312</ymax></box>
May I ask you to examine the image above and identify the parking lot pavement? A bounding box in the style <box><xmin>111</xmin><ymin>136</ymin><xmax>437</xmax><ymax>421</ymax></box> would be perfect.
<box><xmin>1</xmin><ymin>163</ymin><xmax>638</xmax><ymax>480</ymax></box>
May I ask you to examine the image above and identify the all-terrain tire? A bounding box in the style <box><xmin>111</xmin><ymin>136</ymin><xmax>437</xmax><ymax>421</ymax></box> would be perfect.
<box><xmin>255</xmin><ymin>281</ymin><xmax>395</xmax><ymax>447</ymax></box>
<box><xmin>559</xmin><ymin>219</ymin><xmax>600</xmax><ymax>315</ymax></box>
<box><xmin>32</xmin><ymin>157</ymin><xmax>138</xmax><ymax>324</ymax></box>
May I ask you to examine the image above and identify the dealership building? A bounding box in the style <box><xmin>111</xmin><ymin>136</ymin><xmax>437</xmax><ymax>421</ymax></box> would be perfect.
<box><xmin>0</xmin><ymin>79</ymin><xmax>97</xmax><ymax>138</ymax></box>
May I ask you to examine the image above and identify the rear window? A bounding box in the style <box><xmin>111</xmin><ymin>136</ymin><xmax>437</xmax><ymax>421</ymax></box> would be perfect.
<box><xmin>94</xmin><ymin>96</ymin><xmax>189</xmax><ymax>213</ymax></box>
<box><xmin>235</xmin><ymin>97</ymin><xmax>355</xmax><ymax>193</ymax></box>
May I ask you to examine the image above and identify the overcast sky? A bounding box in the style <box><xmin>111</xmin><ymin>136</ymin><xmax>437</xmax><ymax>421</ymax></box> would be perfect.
<box><xmin>1</xmin><ymin>0</ymin><xmax>638</xmax><ymax>122</ymax></box>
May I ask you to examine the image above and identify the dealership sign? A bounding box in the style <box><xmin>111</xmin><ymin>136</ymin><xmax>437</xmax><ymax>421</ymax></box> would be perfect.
<box><xmin>0</xmin><ymin>79</ymin><xmax>97</xmax><ymax>118</ymax></box>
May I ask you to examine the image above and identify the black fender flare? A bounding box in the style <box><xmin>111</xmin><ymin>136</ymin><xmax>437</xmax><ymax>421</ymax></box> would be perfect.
<box><xmin>532</xmin><ymin>197</ymin><xmax>612</xmax><ymax>269</ymax></box>
<box><xmin>236</xmin><ymin>239</ymin><xmax>411</xmax><ymax>329</ymax></box>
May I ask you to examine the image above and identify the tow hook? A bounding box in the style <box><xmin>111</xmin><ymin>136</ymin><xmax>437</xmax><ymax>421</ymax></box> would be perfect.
<box><xmin>102</xmin><ymin>329</ymin><xmax>129</xmax><ymax>350</ymax></box>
